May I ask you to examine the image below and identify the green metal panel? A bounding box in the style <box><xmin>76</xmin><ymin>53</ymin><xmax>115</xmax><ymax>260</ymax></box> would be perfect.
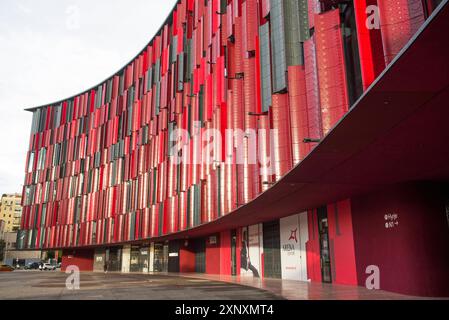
<box><xmin>270</xmin><ymin>0</ymin><xmax>287</xmax><ymax>92</ymax></box>
<box><xmin>16</xmin><ymin>230</ymin><xmax>26</xmax><ymax>250</ymax></box>
<box><xmin>119</xmin><ymin>73</ymin><xmax>125</xmax><ymax>95</ymax></box>
<box><xmin>155</xmin><ymin>59</ymin><xmax>161</xmax><ymax>82</ymax></box>
<box><xmin>178</xmin><ymin>53</ymin><xmax>185</xmax><ymax>91</ymax></box>
<box><xmin>176</xmin><ymin>162</ymin><xmax>181</xmax><ymax>193</ymax></box>
<box><xmin>259</xmin><ymin>23</ymin><xmax>273</xmax><ymax>112</ymax></box>
<box><xmin>298</xmin><ymin>0</ymin><xmax>310</xmax><ymax>42</ymax></box>
<box><xmin>30</xmin><ymin>229</ymin><xmax>37</xmax><ymax>249</ymax></box>
<box><xmin>171</xmin><ymin>35</ymin><xmax>178</xmax><ymax>64</ymax></box>
<box><xmin>220</xmin><ymin>0</ymin><xmax>227</xmax><ymax>13</ymax></box>
<box><xmin>158</xmin><ymin>203</ymin><xmax>164</xmax><ymax>236</ymax></box>
<box><xmin>146</xmin><ymin>67</ymin><xmax>153</xmax><ymax>93</ymax></box>
<box><xmin>194</xmin><ymin>184</ymin><xmax>201</xmax><ymax>227</ymax></box>
<box><xmin>284</xmin><ymin>0</ymin><xmax>305</xmax><ymax>66</ymax></box>
<box><xmin>96</xmin><ymin>85</ymin><xmax>103</xmax><ymax>108</ymax></box>
<box><xmin>40</xmin><ymin>204</ymin><xmax>47</xmax><ymax>228</ymax></box>
<box><xmin>127</xmin><ymin>85</ymin><xmax>135</xmax><ymax>109</ymax></box>
<box><xmin>198</xmin><ymin>85</ymin><xmax>204</xmax><ymax>126</ymax></box>
<box><xmin>106</xmin><ymin>78</ymin><xmax>113</xmax><ymax>103</ymax></box>
<box><xmin>39</xmin><ymin>227</ymin><xmax>44</xmax><ymax>248</ymax></box>
<box><xmin>130</xmin><ymin>212</ymin><xmax>136</xmax><ymax>241</ymax></box>
<box><xmin>152</xmin><ymin>170</ymin><xmax>157</xmax><ymax>205</ymax></box>
<box><xmin>184</xmin><ymin>39</ymin><xmax>193</xmax><ymax>81</ymax></box>
<box><xmin>155</xmin><ymin>81</ymin><xmax>161</xmax><ymax>115</ymax></box>
<box><xmin>187</xmin><ymin>188</ymin><xmax>191</xmax><ymax>228</ymax></box>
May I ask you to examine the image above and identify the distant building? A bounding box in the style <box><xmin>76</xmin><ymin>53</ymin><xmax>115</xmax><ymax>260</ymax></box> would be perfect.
<box><xmin>0</xmin><ymin>232</ymin><xmax>41</xmax><ymax>267</ymax></box>
<box><xmin>0</xmin><ymin>194</ymin><xmax>22</xmax><ymax>233</ymax></box>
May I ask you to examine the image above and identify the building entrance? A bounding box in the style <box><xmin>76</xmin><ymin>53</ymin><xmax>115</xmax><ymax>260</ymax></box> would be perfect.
<box><xmin>263</xmin><ymin>221</ymin><xmax>282</xmax><ymax>279</ymax></box>
<box><xmin>318</xmin><ymin>207</ymin><xmax>332</xmax><ymax>283</ymax></box>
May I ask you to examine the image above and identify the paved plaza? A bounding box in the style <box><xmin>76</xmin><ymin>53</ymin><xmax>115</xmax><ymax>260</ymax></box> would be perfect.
<box><xmin>0</xmin><ymin>271</ymin><xmax>440</xmax><ymax>300</ymax></box>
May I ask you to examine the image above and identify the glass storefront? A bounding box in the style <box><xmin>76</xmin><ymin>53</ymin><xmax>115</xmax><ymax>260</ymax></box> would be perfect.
<box><xmin>153</xmin><ymin>242</ymin><xmax>168</xmax><ymax>272</ymax></box>
<box><xmin>106</xmin><ymin>247</ymin><xmax>122</xmax><ymax>272</ymax></box>
<box><xmin>130</xmin><ymin>246</ymin><xmax>150</xmax><ymax>273</ymax></box>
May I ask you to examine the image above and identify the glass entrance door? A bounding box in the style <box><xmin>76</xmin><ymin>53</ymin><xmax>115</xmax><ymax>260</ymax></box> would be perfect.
<box><xmin>107</xmin><ymin>247</ymin><xmax>122</xmax><ymax>272</ymax></box>
<box><xmin>130</xmin><ymin>247</ymin><xmax>141</xmax><ymax>272</ymax></box>
<box><xmin>318</xmin><ymin>207</ymin><xmax>332</xmax><ymax>283</ymax></box>
<box><xmin>153</xmin><ymin>243</ymin><xmax>168</xmax><ymax>272</ymax></box>
<box><xmin>231</xmin><ymin>230</ymin><xmax>237</xmax><ymax>276</ymax></box>
<box><xmin>194</xmin><ymin>238</ymin><xmax>206</xmax><ymax>273</ymax></box>
<box><xmin>263</xmin><ymin>221</ymin><xmax>282</xmax><ymax>279</ymax></box>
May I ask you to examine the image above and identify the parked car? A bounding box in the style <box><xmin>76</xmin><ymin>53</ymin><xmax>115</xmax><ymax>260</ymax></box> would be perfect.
<box><xmin>39</xmin><ymin>263</ymin><xmax>57</xmax><ymax>271</ymax></box>
<box><xmin>25</xmin><ymin>262</ymin><xmax>41</xmax><ymax>270</ymax></box>
<box><xmin>0</xmin><ymin>265</ymin><xmax>14</xmax><ymax>272</ymax></box>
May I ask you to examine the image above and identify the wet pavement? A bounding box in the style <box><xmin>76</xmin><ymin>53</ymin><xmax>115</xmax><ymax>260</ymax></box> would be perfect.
<box><xmin>0</xmin><ymin>271</ymin><xmax>283</xmax><ymax>300</ymax></box>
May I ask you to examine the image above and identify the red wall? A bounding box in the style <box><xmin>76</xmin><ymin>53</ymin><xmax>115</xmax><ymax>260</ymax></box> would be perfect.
<box><xmin>206</xmin><ymin>234</ymin><xmax>221</xmax><ymax>275</ymax></box>
<box><xmin>351</xmin><ymin>182</ymin><xmax>449</xmax><ymax>297</ymax></box>
<box><xmin>179</xmin><ymin>242</ymin><xmax>196</xmax><ymax>273</ymax></box>
<box><xmin>306</xmin><ymin>209</ymin><xmax>322</xmax><ymax>282</ymax></box>
<box><xmin>220</xmin><ymin>231</ymin><xmax>232</xmax><ymax>275</ymax></box>
<box><xmin>327</xmin><ymin>199</ymin><xmax>358</xmax><ymax>285</ymax></box>
<box><xmin>61</xmin><ymin>249</ymin><xmax>94</xmax><ymax>272</ymax></box>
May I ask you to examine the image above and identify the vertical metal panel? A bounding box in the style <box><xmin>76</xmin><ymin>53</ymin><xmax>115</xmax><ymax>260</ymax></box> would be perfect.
<box><xmin>353</xmin><ymin>0</ymin><xmax>386</xmax><ymax>90</ymax></box>
<box><xmin>261</xmin><ymin>0</ymin><xmax>271</xmax><ymax>18</ymax></box>
<box><xmin>378</xmin><ymin>0</ymin><xmax>425</xmax><ymax>65</ymax></box>
<box><xmin>315</xmin><ymin>9</ymin><xmax>349</xmax><ymax>135</ymax></box>
<box><xmin>270</xmin><ymin>0</ymin><xmax>288</xmax><ymax>92</ymax></box>
<box><xmin>271</xmin><ymin>93</ymin><xmax>293</xmax><ymax>180</ymax></box>
<box><xmin>284</xmin><ymin>0</ymin><xmax>310</xmax><ymax>66</ymax></box>
<box><xmin>288</xmin><ymin>65</ymin><xmax>310</xmax><ymax>164</ymax></box>
<box><xmin>242</xmin><ymin>0</ymin><xmax>258</xmax><ymax>53</ymax></box>
<box><xmin>307</xmin><ymin>0</ymin><xmax>321</xmax><ymax>28</ymax></box>
<box><xmin>259</xmin><ymin>23</ymin><xmax>273</xmax><ymax>112</ymax></box>
<box><xmin>304</xmin><ymin>35</ymin><xmax>323</xmax><ymax>143</ymax></box>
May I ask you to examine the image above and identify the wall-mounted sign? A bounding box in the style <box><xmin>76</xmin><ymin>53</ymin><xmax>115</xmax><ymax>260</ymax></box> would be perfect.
<box><xmin>384</xmin><ymin>213</ymin><xmax>399</xmax><ymax>229</ymax></box>
<box><xmin>280</xmin><ymin>213</ymin><xmax>309</xmax><ymax>281</ymax></box>
<box><xmin>209</xmin><ymin>236</ymin><xmax>217</xmax><ymax>245</ymax></box>
<box><xmin>169</xmin><ymin>253</ymin><xmax>179</xmax><ymax>257</ymax></box>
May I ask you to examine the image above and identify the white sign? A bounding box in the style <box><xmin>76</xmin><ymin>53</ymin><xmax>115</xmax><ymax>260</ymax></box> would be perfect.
<box><xmin>169</xmin><ymin>252</ymin><xmax>179</xmax><ymax>257</ymax></box>
<box><xmin>280</xmin><ymin>213</ymin><xmax>309</xmax><ymax>281</ymax></box>
<box><xmin>384</xmin><ymin>213</ymin><xmax>399</xmax><ymax>229</ymax></box>
<box><xmin>240</xmin><ymin>225</ymin><xmax>263</xmax><ymax>278</ymax></box>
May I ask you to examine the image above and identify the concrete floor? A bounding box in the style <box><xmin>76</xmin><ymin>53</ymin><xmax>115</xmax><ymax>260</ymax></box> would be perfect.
<box><xmin>0</xmin><ymin>271</ymin><xmax>443</xmax><ymax>300</ymax></box>
<box><xmin>0</xmin><ymin>271</ymin><xmax>283</xmax><ymax>300</ymax></box>
<box><xmin>174</xmin><ymin>273</ymin><xmax>438</xmax><ymax>300</ymax></box>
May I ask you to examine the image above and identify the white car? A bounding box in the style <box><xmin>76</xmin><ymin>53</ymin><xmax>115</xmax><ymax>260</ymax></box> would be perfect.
<box><xmin>39</xmin><ymin>263</ymin><xmax>57</xmax><ymax>271</ymax></box>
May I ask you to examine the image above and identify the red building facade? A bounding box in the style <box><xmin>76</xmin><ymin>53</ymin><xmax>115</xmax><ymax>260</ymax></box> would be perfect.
<box><xmin>19</xmin><ymin>0</ymin><xmax>449</xmax><ymax>297</ymax></box>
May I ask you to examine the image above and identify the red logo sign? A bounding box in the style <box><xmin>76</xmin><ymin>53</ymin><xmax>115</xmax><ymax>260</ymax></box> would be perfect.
<box><xmin>289</xmin><ymin>229</ymin><xmax>298</xmax><ymax>243</ymax></box>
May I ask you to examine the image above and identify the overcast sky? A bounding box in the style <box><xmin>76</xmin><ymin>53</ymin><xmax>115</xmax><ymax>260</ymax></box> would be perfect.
<box><xmin>0</xmin><ymin>0</ymin><xmax>177</xmax><ymax>196</ymax></box>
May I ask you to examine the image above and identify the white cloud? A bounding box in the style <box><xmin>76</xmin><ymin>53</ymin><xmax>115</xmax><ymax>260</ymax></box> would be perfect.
<box><xmin>0</xmin><ymin>0</ymin><xmax>177</xmax><ymax>195</ymax></box>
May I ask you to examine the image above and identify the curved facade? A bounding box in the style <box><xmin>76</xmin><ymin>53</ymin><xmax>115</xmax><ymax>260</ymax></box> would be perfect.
<box><xmin>19</xmin><ymin>0</ymin><xmax>449</xmax><ymax>297</ymax></box>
